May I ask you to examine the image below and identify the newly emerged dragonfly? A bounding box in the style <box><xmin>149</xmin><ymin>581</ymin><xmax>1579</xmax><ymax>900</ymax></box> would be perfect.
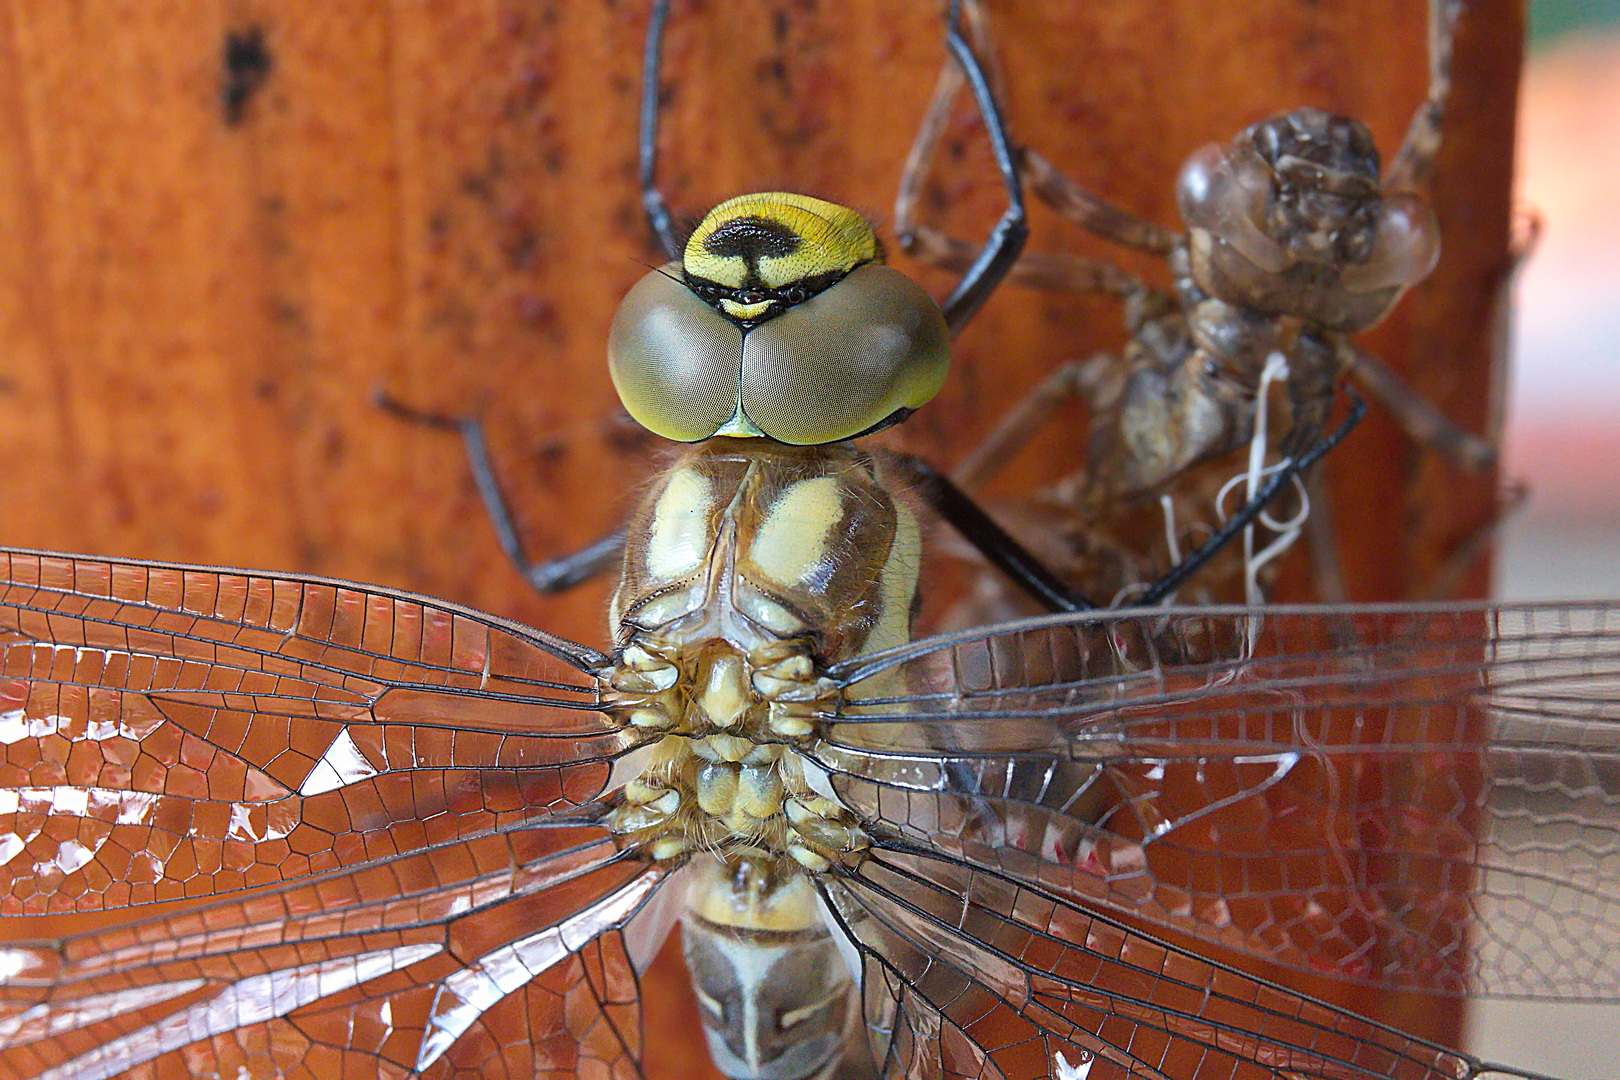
<box><xmin>0</xmin><ymin>6</ymin><xmax>1593</xmax><ymax>1080</ymax></box>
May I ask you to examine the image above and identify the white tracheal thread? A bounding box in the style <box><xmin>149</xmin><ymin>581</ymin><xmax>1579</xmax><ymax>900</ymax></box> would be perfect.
<box><xmin>1105</xmin><ymin>495</ymin><xmax>1183</xmax><ymax>610</ymax></box>
<box><xmin>1216</xmin><ymin>350</ymin><xmax>1310</xmax><ymax>656</ymax></box>
<box><xmin>1160</xmin><ymin>492</ymin><xmax>1183</xmax><ymax>572</ymax></box>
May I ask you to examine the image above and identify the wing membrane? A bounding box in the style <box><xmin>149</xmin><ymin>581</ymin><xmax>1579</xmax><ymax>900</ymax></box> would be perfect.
<box><xmin>0</xmin><ymin>820</ymin><xmax>665</xmax><ymax>1079</ymax></box>
<box><xmin>827</xmin><ymin>844</ymin><xmax>1478</xmax><ymax>1080</ymax></box>
<box><xmin>7</xmin><ymin>550</ymin><xmax>1617</xmax><ymax>1078</ymax></box>
<box><xmin>823</xmin><ymin>602</ymin><xmax>1620</xmax><ymax>1001</ymax></box>
<box><xmin>0</xmin><ymin>550</ymin><xmax>646</xmax><ymax>915</ymax></box>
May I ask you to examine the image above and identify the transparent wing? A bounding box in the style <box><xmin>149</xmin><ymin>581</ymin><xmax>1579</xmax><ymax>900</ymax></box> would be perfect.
<box><xmin>825</xmin><ymin>844</ymin><xmax>1479</xmax><ymax>1080</ymax></box>
<box><xmin>0</xmin><ymin>549</ymin><xmax>662</xmax><ymax>1077</ymax></box>
<box><xmin>0</xmin><ymin>548</ymin><xmax>646</xmax><ymax>912</ymax></box>
<box><xmin>820</xmin><ymin>602</ymin><xmax>1620</xmax><ymax>1002</ymax></box>
<box><xmin>0</xmin><ymin>821</ymin><xmax>668</xmax><ymax>1078</ymax></box>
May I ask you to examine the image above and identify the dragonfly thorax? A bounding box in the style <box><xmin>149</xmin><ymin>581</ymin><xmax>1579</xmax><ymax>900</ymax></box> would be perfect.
<box><xmin>598</xmin><ymin>440</ymin><xmax>915</xmax><ymax>873</ymax></box>
<box><xmin>603</xmin><ymin>639</ymin><xmax>869</xmax><ymax>873</ymax></box>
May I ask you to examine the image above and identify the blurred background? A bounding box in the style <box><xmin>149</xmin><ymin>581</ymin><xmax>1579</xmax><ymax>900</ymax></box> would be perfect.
<box><xmin>1474</xmin><ymin>3</ymin><xmax>1620</xmax><ymax>1075</ymax></box>
<box><xmin>1496</xmin><ymin>0</ymin><xmax>1620</xmax><ymax>600</ymax></box>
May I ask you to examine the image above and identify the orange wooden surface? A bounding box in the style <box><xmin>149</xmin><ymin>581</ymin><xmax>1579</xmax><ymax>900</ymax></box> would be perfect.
<box><xmin>0</xmin><ymin>1</ymin><xmax>1520</xmax><ymax>1076</ymax></box>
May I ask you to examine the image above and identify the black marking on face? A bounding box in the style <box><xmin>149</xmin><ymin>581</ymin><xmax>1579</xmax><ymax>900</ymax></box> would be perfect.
<box><xmin>704</xmin><ymin>216</ymin><xmax>804</xmax><ymax>284</ymax></box>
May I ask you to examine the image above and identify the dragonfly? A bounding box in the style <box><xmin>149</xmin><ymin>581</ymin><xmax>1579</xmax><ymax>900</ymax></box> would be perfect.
<box><xmin>3</xmin><ymin>6</ymin><xmax>1602</xmax><ymax>1080</ymax></box>
<box><xmin>894</xmin><ymin>0</ymin><xmax>1502</xmax><ymax>613</ymax></box>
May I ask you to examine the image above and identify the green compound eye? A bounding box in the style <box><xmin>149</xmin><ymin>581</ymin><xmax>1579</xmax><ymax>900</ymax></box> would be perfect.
<box><xmin>607</xmin><ymin>193</ymin><xmax>949</xmax><ymax>445</ymax></box>
<box><xmin>608</xmin><ymin>265</ymin><xmax>744</xmax><ymax>443</ymax></box>
<box><xmin>733</xmin><ymin>264</ymin><xmax>948</xmax><ymax>445</ymax></box>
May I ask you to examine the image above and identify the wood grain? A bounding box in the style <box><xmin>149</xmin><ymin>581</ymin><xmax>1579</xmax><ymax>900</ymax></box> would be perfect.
<box><xmin>0</xmin><ymin>1</ymin><xmax>1520</xmax><ymax>1075</ymax></box>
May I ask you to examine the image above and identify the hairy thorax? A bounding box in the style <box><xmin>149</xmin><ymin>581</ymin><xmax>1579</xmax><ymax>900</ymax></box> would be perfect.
<box><xmin>598</xmin><ymin>439</ymin><xmax>920</xmax><ymax>875</ymax></box>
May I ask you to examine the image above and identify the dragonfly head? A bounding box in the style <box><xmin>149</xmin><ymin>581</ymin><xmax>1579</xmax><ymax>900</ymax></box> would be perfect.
<box><xmin>608</xmin><ymin>192</ymin><xmax>950</xmax><ymax>445</ymax></box>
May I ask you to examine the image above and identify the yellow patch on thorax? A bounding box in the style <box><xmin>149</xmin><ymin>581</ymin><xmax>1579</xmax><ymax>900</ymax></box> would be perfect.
<box><xmin>750</xmin><ymin>476</ymin><xmax>844</xmax><ymax>587</ymax></box>
<box><xmin>646</xmin><ymin>468</ymin><xmax>715</xmax><ymax>579</ymax></box>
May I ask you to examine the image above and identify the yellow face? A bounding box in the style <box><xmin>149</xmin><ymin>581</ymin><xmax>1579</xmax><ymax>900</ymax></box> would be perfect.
<box><xmin>607</xmin><ymin>192</ymin><xmax>949</xmax><ymax>446</ymax></box>
<box><xmin>682</xmin><ymin>192</ymin><xmax>882</xmax><ymax>326</ymax></box>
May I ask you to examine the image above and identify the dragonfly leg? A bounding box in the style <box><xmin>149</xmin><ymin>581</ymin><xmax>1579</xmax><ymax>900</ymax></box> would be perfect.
<box><xmin>375</xmin><ymin>392</ymin><xmax>626</xmax><ymax>593</ymax></box>
<box><xmin>886</xmin><ymin>452</ymin><xmax>1096</xmax><ymax>612</ymax></box>
<box><xmin>932</xmin><ymin>0</ymin><xmax>1029</xmax><ymax>334</ymax></box>
<box><xmin>639</xmin><ymin>0</ymin><xmax>681</xmax><ymax>260</ymax></box>
<box><xmin>1342</xmin><ymin>341</ymin><xmax>1496</xmax><ymax>472</ymax></box>
<box><xmin>895</xmin><ymin>0</ymin><xmax>1146</xmax><ymax>306</ymax></box>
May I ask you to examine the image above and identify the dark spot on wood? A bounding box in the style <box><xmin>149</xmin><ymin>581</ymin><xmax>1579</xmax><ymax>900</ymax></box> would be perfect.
<box><xmin>323</xmin><ymin>425</ymin><xmax>346</xmax><ymax>463</ymax></box>
<box><xmin>460</xmin><ymin>147</ymin><xmax>508</xmax><ymax>203</ymax></box>
<box><xmin>222</xmin><ymin>27</ymin><xmax>272</xmax><ymax>126</ymax></box>
<box><xmin>502</xmin><ymin>223</ymin><xmax>539</xmax><ymax>271</ymax></box>
<box><xmin>515</xmin><ymin>294</ymin><xmax>557</xmax><ymax>328</ymax></box>
<box><xmin>268</xmin><ymin>299</ymin><xmax>304</xmax><ymax>327</ymax></box>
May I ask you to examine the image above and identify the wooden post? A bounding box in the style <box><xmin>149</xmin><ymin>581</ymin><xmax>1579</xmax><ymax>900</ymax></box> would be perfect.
<box><xmin>0</xmin><ymin>2</ymin><xmax>1519</xmax><ymax>1076</ymax></box>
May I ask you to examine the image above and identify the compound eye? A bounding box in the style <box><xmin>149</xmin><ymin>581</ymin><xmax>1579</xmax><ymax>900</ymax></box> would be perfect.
<box><xmin>608</xmin><ymin>264</ymin><xmax>744</xmax><ymax>442</ymax></box>
<box><xmin>1338</xmin><ymin>192</ymin><xmax>1441</xmax><ymax>294</ymax></box>
<box><xmin>740</xmin><ymin>264</ymin><xmax>949</xmax><ymax>445</ymax></box>
<box><xmin>1177</xmin><ymin>141</ymin><xmax>1291</xmax><ymax>274</ymax></box>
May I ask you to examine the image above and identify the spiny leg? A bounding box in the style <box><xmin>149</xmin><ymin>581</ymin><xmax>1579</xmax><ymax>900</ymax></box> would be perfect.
<box><xmin>1384</xmin><ymin>0</ymin><xmax>1465</xmax><ymax>193</ymax></box>
<box><xmin>1341</xmin><ymin>341</ymin><xmax>1495</xmax><ymax>472</ymax></box>
<box><xmin>949</xmin><ymin>358</ymin><xmax>1107</xmax><ymax>492</ymax></box>
<box><xmin>895</xmin><ymin>0</ymin><xmax>1162</xmax><ymax>299</ymax></box>
<box><xmin>639</xmin><ymin>0</ymin><xmax>681</xmax><ymax>259</ymax></box>
<box><xmin>375</xmin><ymin>393</ymin><xmax>626</xmax><ymax>593</ymax></box>
<box><xmin>1020</xmin><ymin>146</ymin><xmax>1178</xmax><ymax>256</ymax></box>
<box><xmin>933</xmin><ymin>0</ymin><xmax>1030</xmax><ymax>333</ymax></box>
<box><xmin>1314</xmin><ymin>208</ymin><xmax>1536</xmax><ymax>605</ymax></box>
<box><xmin>892</xmin><ymin>29</ymin><xmax>1132</xmax><ymax>295</ymax></box>
<box><xmin>1418</xmin><ymin>479</ymin><xmax>1527</xmax><ymax>600</ymax></box>
<box><xmin>894</xmin><ymin>0</ymin><xmax>994</xmax><ymax>280</ymax></box>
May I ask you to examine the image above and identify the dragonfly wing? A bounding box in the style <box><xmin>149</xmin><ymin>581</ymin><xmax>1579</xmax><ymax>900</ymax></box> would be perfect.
<box><xmin>0</xmin><ymin>549</ymin><xmax>643</xmax><ymax>913</ymax></box>
<box><xmin>823</xmin><ymin>601</ymin><xmax>1620</xmax><ymax>1002</ymax></box>
<box><xmin>827</xmin><ymin>843</ymin><xmax>1479</xmax><ymax>1080</ymax></box>
<box><xmin>0</xmin><ymin>822</ymin><xmax>666</xmax><ymax>1078</ymax></box>
<box><xmin>0</xmin><ymin>550</ymin><xmax>662</xmax><ymax>1077</ymax></box>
